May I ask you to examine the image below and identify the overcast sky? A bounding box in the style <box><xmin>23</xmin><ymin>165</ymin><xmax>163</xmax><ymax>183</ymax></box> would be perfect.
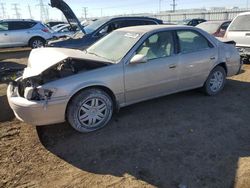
<box><xmin>0</xmin><ymin>0</ymin><xmax>248</xmax><ymax>20</ymax></box>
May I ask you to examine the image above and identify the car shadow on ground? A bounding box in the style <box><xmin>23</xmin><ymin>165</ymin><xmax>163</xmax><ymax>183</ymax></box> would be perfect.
<box><xmin>36</xmin><ymin>79</ymin><xmax>250</xmax><ymax>187</ymax></box>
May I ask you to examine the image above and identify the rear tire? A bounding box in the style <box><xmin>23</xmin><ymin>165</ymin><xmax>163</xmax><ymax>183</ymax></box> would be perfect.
<box><xmin>67</xmin><ymin>89</ymin><xmax>113</xmax><ymax>133</ymax></box>
<box><xmin>203</xmin><ymin>66</ymin><xmax>226</xmax><ymax>96</ymax></box>
<box><xmin>29</xmin><ymin>37</ymin><xmax>45</xmax><ymax>49</ymax></box>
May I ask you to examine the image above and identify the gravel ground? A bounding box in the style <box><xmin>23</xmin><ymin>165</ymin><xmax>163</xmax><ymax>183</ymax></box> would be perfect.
<box><xmin>0</xmin><ymin>53</ymin><xmax>250</xmax><ymax>188</ymax></box>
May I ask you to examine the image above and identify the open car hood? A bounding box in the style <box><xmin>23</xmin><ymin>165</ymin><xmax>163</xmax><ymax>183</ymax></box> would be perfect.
<box><xmin>22</xmin><ymin>48</ymin><xmax>111</xmax><ymax>79</ymax></box>
<box><xmin>50</xmin><ymin>0</ymin><xmax>85</xmax><ymax>34</ymax></box>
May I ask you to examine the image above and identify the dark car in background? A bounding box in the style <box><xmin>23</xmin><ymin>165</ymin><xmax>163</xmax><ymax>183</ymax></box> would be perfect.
<box><xmin>48</xmin><ymin>0</ymin><xmax>163</xmax><ymax>49</ymax></box>
<box><xmin>179</xmin><ymin>18</ymin><xmax>206</xmax><ymax>26</ymax></box>
<box><xmin>196</xmin><ymin>20</ymin><xmax>231</xmax><ymax>37</ymax></box>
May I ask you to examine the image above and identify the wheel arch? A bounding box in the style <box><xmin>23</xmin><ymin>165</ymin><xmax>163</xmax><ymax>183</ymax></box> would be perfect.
<box><xmin>203</xmin><ymin>62</ymin><xmax>228</xmax><ymax>87</ymax></box>
<box><xmin>217</xmin><ymin>62</ymin><xmax>228</xmax><ymax>75</ymax></box>
<box><xmin>28</xmin><ymin>36</ymin><xmax>46</xmax><ymax>46</ymax></box>
<box><xmin>65</xmin><ymin>85</ymin><xmax>118</xmax><ymax>120</ymax></box>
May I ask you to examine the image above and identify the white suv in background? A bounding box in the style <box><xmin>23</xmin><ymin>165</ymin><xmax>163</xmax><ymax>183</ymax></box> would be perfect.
<box><xmin>225</xmin><ymin>12</ymin><xmax>250</xmax><ymax>62</ymax></box>
<box><xmin>0</xmin><ymin>19</ymin><xmax>53</xmax><ymax>48</ymax></box>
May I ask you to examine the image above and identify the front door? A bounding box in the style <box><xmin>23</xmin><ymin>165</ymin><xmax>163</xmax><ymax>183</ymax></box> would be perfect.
<box><xmin>124</xmin><ymin>31</ymin><xmax>179</xmax><ymax>105</ymax></box>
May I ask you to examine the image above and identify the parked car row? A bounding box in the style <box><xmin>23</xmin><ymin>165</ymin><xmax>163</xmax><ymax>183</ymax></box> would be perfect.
<box><xmin>7</xmin><ymin>24</ymin><xmax>241</xmax><ymax>133</ymax></box>
<box><xmin>48</xmin><ymin>16</ymin><xmax>163</xmax><ymax>49</ymax></box>
<box><xmin>6</xmin><ymin>0</ymin><xmax>242</xmax><ymax>133</ymax></box>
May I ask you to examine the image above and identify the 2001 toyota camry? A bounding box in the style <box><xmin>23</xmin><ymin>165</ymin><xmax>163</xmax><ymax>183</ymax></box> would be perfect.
<box><xmin>7</xmin><ymin>25</ymin><xmax>241</xmax><ymax>133</ymax></box>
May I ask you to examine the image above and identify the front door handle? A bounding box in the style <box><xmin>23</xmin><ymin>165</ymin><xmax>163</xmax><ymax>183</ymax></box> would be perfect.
<box><xmin>169</xmin><ymin>64</ymin><xmax>177</xmax><ymax>69</ymax></box>
<box><xmin>4</xmin><ymin>33</ymin><xmax>8</xmax><ymax>36</ymax></box>
<box><xmin>210</xmin><ymin>57</ymin><xmax>216</xmax><ymax>60</ymax></box>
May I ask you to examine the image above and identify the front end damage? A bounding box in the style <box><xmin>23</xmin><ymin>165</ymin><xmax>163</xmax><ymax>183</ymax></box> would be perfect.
<box><xmin>7</xmin><ymin>50</ymin><xmax>110</xmax><ymax>125</ymax></box>
<box><xmin>16</xmin><ymin>57</ymin><xmax>107</xmax><ymax>101</ymax></box>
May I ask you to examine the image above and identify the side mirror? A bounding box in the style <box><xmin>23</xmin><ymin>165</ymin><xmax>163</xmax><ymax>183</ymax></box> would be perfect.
<box><xmin>130</xmin><ymin>54</ymin><xmax>147</xmax><ymax>64</ymax></box>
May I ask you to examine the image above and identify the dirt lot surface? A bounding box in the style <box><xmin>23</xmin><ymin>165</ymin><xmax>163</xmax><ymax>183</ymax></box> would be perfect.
<box><xmin>0</xmin><ymin>52</ymin><xmax>250</xmax><ymax>188</ymax></box>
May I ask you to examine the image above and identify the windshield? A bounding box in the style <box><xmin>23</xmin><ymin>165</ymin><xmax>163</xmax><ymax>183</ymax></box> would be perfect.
<box><xmin>197</xmin><ymin>22</ymin><xmax>220</xmax><ymax>34</ymax></box>
<box><xmin>229</xmin><ymin>14</ymin><xmax>250</xmax><ymax>31</ymax></box>
<box><xmin>84</xmin><ymin>18</ymin><xmax>110</xmax><ymax>34</ymax></box>
<box><xmin>87</xmin><ymin>30</ymin><xmax>141</xmax><ymax>63</ymax></box>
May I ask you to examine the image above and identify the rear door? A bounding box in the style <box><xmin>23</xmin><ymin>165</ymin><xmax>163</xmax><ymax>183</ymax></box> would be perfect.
<box><xmin>226</xmin><ymin>14</ymin><xmax>250</xmax><ymax>47</ymax></box>
<box><xmin>176</xmin><ymin>30</ymin><xmax>217</xmax><ymax>90</ymax></box>
<box><xmin>0</xmin><ymin>22</ymin><xmax>12</xmax><ymax>47</ymax></box>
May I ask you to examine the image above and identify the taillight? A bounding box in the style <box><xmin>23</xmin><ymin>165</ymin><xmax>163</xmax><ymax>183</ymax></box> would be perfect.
<box><xmin>42</xmin><ymin>28</ymin><xmax>49</xmax><ymax>33</ymax></box>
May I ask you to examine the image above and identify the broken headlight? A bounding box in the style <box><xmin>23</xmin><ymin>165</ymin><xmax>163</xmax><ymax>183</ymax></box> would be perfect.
<box><xmin>24</xmin><ymin>87</ymin><xmax>55</xmax><ymax>101</ymax></box>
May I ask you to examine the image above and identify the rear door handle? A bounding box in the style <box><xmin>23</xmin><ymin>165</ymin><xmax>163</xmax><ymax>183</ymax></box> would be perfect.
<box><xmin>245</xmin><ymin>33</ymin><xmax>250</xmax><ymax>36</ymax></box>
<box><xmin>4</xmin><ymin>33</ymin><xmax>8</xmax><ymax>36</ymax></box>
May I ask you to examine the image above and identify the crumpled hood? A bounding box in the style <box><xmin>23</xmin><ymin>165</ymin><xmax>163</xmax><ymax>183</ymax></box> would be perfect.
<box><xmin>22</xmin><ymin>47</ymin><xmax>109</xmax><ymax>79</ymax></box>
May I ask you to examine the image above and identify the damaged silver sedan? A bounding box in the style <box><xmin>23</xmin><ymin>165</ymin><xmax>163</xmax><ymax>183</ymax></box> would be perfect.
<box><xmin>7</xmin><ymin>25</ymin><xmax>241</xmax><ymax>133</ymax></box>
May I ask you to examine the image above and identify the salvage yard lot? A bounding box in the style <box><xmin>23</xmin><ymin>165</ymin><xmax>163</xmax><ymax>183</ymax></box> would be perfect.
<box><xmin>0</xmin><ymin>52</ymin><xmax>250</xmax><ymax>188</ymax></box>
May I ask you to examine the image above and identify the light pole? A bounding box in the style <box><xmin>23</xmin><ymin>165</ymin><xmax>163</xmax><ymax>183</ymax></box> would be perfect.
<box><xmin>159</xmin><ymin>0</ymin><xmax>162</xmax><ymax>13</ymax></box>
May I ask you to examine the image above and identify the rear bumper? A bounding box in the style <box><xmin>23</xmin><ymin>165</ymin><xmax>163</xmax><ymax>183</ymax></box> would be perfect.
<box><xmin>7</xmin><ymin>84</ymin><xmax>67</xmax><ymax>126</ymax></box>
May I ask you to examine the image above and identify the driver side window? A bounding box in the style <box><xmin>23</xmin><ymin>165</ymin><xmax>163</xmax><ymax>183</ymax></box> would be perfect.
<box><xmin>98</xmin><ymin>22</ymin><xmax>120</xmax><ymax>37</ymax></box>
<box><xmin>136</xmin><ymin>31</ymin><xmax>174</xmax><ymax>60</ymax></box>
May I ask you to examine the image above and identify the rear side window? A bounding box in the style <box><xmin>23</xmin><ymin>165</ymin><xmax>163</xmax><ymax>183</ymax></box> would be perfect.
<box><xmin>27</xmin><ymin>22</ymin><xmax>37</xmax><ymax>28</ymax></box>
<box><xmin>177</xmin><ymin>30</ymin><xmax>212</xmax><ymax>53</ymax></box>
<box><xmin>229</xmin><ymin>15</ymin><xmax>250</xmax><ymax>31</ymax></box>
<box><xmin>8</xmin><ymin>21</ymin><xmax>36</xmax><ymax>30</ymax></box>
<box><xmin>220</xmin><ymin>22</ymin><xmax>231</xmax><ymax>30</ymax></box>
<box><xmin>0</xmin><ymin>22</ymin><xmax>8</xmax><ymax>31</ymax></box>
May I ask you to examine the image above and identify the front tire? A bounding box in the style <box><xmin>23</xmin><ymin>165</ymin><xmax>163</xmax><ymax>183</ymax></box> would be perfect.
<box><xmin>67</xmin><ymin>89</ymin><xmax>113</xmax><ymax>133</ymax></box>
<box><xmin>203</xmin><ymin>66</ymin><xmax>226</xmax><ymax>96</ymax></box>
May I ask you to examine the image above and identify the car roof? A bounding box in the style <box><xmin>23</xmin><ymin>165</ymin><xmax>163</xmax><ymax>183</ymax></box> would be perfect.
<box><xmin>237</xmin><ymin>12</ymin><xmax>250</xmax><ymax>16</ymax></box>
<box><xmin>117</xmin><ymin>25</ymin><xmax>195</xmax><ymax>34</ymax></box>
<box><xmin>199</xmin><ymin>20</ymin><xmax>231</xmax><ymax>24</ymax></box>
<box><xmin>103</xmin><ymin>16</ymin><xmax>162</xmax><ymax>22</ymax></box>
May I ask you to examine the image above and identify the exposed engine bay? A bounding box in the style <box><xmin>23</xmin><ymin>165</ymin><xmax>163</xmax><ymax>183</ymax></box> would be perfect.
<box><xmin>14</xmin><ymin>58</ymin><xmax>109</xmax><ymax>101</ymax></box>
